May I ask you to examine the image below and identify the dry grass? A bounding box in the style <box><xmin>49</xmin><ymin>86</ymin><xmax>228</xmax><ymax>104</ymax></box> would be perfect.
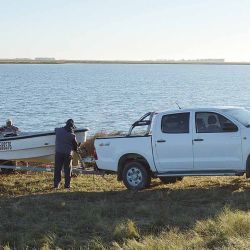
<box><xmin>82</xmin><ymin>131</ymin><xmax>124</xmax><ymax>156</ymax></box>
<box><xmin>1</xmin><ymin>172</ymin><xmax>250</xmax><ymax>249</ymax></box>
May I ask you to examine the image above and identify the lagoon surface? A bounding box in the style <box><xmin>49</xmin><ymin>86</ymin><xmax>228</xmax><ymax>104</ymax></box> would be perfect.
<box><xmin>1</xmin><ymin>63</ymin><xmax>250</xmax><ymax>133</ymax></box>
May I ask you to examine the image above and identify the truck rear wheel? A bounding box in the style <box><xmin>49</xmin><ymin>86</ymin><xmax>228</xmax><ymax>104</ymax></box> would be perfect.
<box><xmin>122</xmin><ymin>161</ymin><xmax>151</xmax><ymax>190</ymax></box>
<box><xmin>159</xmin><ymin>176</ymin><xmax>183</xmax><ymax>184</ymax></box>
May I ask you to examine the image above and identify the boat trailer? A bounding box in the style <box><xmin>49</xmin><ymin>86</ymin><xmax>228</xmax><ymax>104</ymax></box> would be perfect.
<box><xmin>0</xmin><ymin>157</ymin><xmax>105</xmax><ymax>176</ymax></box>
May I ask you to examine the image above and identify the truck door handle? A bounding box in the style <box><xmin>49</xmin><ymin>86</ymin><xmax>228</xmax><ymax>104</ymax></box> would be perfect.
<box><xmin>193</xmin><ymin>138</ymin><xmax>204</xmax><ymax>142</ymax></box>
<box><xmin>157</xmin><ymin>139</ymin><xmax>166</xmax><ymax>143</ymax></box>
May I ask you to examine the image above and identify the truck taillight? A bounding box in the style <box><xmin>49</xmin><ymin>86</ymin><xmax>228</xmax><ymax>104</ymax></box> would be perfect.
<box><xmin>93</xmin><ymin>148</ymin><xmax>98</xmax><ymax>160</ymax></box>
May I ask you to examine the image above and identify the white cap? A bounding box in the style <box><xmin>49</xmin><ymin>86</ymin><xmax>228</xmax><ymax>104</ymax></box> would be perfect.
<box><xmin>6</xmin><ymin>119</ymin><xmax>12</xmax><ymax>125</ymax></box>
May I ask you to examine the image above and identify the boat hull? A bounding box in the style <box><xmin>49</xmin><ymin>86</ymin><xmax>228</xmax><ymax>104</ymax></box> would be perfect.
<box><xmin>0</xmin><ymin>129</ymin><xmax>88</xmax><ymax>165</ymax></box>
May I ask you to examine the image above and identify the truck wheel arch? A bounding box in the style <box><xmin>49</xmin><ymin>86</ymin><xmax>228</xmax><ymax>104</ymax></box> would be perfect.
<box><xmin>117</xmin><ymin>153</ymin><xmax>151</xmax><ymax>181</ymax></box>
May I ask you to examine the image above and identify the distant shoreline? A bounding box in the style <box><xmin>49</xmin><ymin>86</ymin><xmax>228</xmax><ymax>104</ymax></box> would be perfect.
<box><xmin>1</xmin><ymin>60</ymin><xmax>250</xmax><ymax>65</ymax></box>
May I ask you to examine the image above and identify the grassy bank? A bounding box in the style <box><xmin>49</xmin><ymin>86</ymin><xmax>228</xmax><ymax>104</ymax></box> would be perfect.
<box><xmin>1</xmin><ymin>172</ymin><xmax>250</xmax><ymax>249</ymax></box>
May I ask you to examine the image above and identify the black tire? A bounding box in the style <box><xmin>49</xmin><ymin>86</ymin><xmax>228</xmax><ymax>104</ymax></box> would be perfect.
<box><xmin>0</xmin><ymin>161</ymin><xmax>15</xmax><ymax>174</ymax></box>
<box><xmin>159</xmin><ymin>176</ymin><xmax>183</xmax><ymax>184</ymax></box>
<box><xmin>246</xmin><ymin>156</ymin><xmax>250</xmax><ymax>178</ymax></box>
<box><xmin>122</xmin><ymin>161</ymin><xmax>151</xmax><ymax>190</ymax></box>
<box><xmin>0</xmin><ymin>168</ymin><xmax>15</xmax><ymax>174</ymax></box>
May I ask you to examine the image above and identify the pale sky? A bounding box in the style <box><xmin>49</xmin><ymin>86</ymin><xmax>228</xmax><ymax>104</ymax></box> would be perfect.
<box><xmin>1</xmin><ymin>0</ymin><xmax>250</xmax><ymax>61</ymax></box>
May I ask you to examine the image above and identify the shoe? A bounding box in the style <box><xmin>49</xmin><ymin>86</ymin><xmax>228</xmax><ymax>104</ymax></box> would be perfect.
<box><xmin>64</xmin><ymin>186</ymin><xmax>70</xmax><ymax>189</ymax></box>
<box><xmin>54</xmin><ymin>184</ymin><xmax>60</xmax><ymax>189</ymax></box>
<box><xmin>80</xmin><ymin>162</ymin><xmax>86</xmax><ymax>170</ymax></box>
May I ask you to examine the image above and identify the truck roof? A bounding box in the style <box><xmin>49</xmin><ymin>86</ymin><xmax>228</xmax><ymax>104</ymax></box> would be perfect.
<box><xmin>156</xmin><ymin>106</ymin><xmax>244</xmax><ymax>114</ymax></box>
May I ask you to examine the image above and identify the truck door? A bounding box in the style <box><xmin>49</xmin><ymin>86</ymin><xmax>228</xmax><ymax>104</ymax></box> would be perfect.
<box><xmin>153</xmin><ymin>112</ymin><xmax>194</xmax><ymax>172</ymax></box>
<box><xmin>193</xmin><ymin>112</ymin><xmax>243</xmax><ymax>170</ymax></box>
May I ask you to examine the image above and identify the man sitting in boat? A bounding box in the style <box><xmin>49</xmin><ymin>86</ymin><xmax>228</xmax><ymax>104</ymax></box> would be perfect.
<box><xmin>0</xmin><ymin>119</ymin><xmax>20</xmax><ymax>136</ymax></box>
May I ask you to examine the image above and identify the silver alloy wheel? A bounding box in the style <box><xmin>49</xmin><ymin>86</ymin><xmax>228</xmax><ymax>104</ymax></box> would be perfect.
<box><xmin>126</xmin><ymin>167</ymin><xmax>143</xmax><ymax>187</ymax></box>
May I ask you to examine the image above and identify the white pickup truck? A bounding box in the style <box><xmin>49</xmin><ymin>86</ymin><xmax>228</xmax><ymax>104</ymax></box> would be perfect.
<box><xmin>94</xmin><ymin>107</ymin><xmax>250</xmax><ymax>190</ymax></box>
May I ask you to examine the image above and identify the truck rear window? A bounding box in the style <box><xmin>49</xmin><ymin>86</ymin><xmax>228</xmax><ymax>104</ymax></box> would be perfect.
<box><xmin>161</xmin><ymin>113</ymin><xmax>190</xmax><ymax>134</ymax></box>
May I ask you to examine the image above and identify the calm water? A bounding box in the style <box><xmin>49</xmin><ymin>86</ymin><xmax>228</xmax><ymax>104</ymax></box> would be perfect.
<box><xmin>1</xmin><ymin>63</ymin><xmax>250</xmax><ymax>133</ymax></box>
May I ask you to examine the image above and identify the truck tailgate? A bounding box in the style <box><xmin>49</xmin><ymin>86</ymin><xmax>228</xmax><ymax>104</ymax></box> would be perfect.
<box><xmin>94</xmin><ymin>136</ymin><xmax>155</xmax><ymax>172</ymax></box>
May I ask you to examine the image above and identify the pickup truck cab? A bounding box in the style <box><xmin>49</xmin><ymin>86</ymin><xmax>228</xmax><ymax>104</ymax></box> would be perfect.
<box><xmin>94</xmin><ymin>107</ymin><xmax>250</xmax><ymax>190</ymax></box>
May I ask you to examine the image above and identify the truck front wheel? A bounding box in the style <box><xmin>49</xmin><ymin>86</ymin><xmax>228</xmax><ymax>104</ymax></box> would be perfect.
<box><xmin>122</xmin><ymin>161</ymin><xmax>151</xmax><ymax>190</ymax></box>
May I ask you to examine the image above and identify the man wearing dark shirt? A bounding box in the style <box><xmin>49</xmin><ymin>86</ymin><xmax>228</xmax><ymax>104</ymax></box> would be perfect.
<box><xmin>54</xmin><ymin>119</ymin><xmax>78</xmax><ymax>189</ymax></box>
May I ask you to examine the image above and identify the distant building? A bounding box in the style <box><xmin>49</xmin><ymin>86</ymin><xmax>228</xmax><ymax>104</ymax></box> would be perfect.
<box><xmin>35</xmin><ymin>57</ymin><xmax>56</xmax><ymax>61</ymax></box>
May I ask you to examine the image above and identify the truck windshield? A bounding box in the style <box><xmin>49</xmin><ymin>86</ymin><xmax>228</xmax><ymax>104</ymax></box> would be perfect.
<box><xmin>224</xmin><ymin>108</ymin><xmax>250</xmax><ymax>127</ymax></box>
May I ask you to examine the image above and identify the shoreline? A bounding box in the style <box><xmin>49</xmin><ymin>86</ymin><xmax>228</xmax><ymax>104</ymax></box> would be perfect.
<box><xmin>1</xmin><ymin>60</ymin><xmax>250</xmax><ymax>65</ymax></box>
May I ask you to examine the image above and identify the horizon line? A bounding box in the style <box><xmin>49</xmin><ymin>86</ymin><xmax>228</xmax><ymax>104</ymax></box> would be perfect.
<box><xmin>1</xmin><ymin>58</ymin><xmax>250</xmax><ymax>65</ymax></box>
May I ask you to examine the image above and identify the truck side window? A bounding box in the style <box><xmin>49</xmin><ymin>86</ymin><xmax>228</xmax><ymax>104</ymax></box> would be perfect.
<box><xmin>196</xmin><ymin>112</ymin><xmax>238</xmax><ymax>133</ymax></box>
<box><xmin>161</xmin><ymin>113</ymin><xmax>190</xmax><ymax>133</ymax></box>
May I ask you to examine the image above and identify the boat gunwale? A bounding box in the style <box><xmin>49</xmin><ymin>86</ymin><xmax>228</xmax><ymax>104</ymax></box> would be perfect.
<box><xmin>0</xmin><ymin>128</ymin><xmax>89</xmax><ymax>142</ymax></box>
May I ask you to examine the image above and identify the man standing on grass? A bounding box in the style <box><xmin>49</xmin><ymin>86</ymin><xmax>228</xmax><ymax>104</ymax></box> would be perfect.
<box><xmin>54</xmin><ymin>119</ymin><xmax>78</xmax><ymax>189</ymax></box>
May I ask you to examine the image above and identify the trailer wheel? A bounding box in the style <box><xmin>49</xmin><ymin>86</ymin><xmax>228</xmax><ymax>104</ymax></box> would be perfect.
<box><xmin>0</xmin><ymin>161</ymin><xmax>15</xmax><ymax>174</ymax></box>
<box><xmin>122</xmin><ymin>161</ymin><xmax>151</xmax><ymax>190</ymax></box>
<box><xmin>159</xmin><ymin>176</ymin><xmax>183</xmax><ymax>184</ymax></box>
<box><xmin>246</xmin><ymin>155</ymin><xmax>250</xmax><ymax>178</ymax></box>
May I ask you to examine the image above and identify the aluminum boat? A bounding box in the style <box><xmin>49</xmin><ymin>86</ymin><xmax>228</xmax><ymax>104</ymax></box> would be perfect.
<box><xmin>0</xmin><ymin>128</ymin><xmax>88</xmax><ymax>164</ymax></box>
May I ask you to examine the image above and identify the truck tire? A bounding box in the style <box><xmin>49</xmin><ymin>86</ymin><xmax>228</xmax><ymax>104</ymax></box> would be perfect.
<box><xmin>159</xmin><ymin>176</ymin><xmax>183</xmax><ymax>184</ymax></box>
<box><xmin>122</xmin><ymin>161</ymin><xmax>151</xmax><ymax>190</ymax></box>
